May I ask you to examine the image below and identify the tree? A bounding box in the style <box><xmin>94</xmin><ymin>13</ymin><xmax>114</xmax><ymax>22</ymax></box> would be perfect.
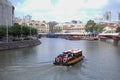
<box><xmin>85</xmin><ymin>20</ymin><xmax>106</xmax><ymax>36</ymax></box>
<box><xmin>31</xmin><ymin>27</ymin><xmax>38</xmax><ymax>35</ymax></box>
<box><xmin>22</xmin><ymin>26</ymin><xmax>30</xmax><ymax>36</ymax></box>
<box><xmin>116</xmin><ymin>26</ymin><xmax>120</xmax><ymax>32</ymax></box>
<box><xmin>95</xmin><ymin>24</ymin><xmax>105</xmax><ymax>33</ymax></box>
<box><xmin>9</xmin><ymin>24</ymin><xmax>21</xmax><ymax>37</ymax></box>
<box><xmin>9</xmin><ymin>24</ymin><xmax>38</xmax><ymax>37</ymax></box>
<box><xmin>85</xmin><ymin>20</ymin><xmax>96</xmax><ymax>32</ymax></box>
<box><xmin>48</xmin><ymin>21</ymin><xmax>58</xmax><ymax>33</ymax></box>
<box><xmin>0</xmin><ymin>26</ymin><xmax>6</xmax><ymax>36</ymax></box>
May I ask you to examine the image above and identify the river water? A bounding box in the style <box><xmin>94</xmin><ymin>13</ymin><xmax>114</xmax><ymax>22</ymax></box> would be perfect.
<box><xmin>0</xmin><ymin>38</ymin><xmax>120</xmax><ymax>80</ymax></box>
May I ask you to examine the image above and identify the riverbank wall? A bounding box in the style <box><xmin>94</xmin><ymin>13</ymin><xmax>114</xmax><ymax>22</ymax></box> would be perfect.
<box><xmin>0</xmin><ymin>39</ymin><xmax>41</xmax><ymax>51</ymax></box>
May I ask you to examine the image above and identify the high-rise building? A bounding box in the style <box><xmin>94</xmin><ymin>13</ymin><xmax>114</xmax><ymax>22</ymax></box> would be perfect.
<box><xmin>103</xmin><ymin>11</ymin><xmax>111</xmax><ymax>21</ymax></box>
<box><xmin>24</xmin><ymin>15</ymin><xmax>32</xmax><ymax>22</ymax></box>
<box><xmin>0</xmin><ymin>0</ymin><xmax>14</xmax><ymax>26</ymax></box>
<box><xmin>118</xmin><ymin>12</ymin><xmax>120</xmax><ymax>20</ymax></box>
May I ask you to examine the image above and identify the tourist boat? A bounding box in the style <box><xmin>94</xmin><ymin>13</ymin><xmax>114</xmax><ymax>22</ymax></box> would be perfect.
<box><xmin>86</xmin><ymin>37</ymin><xmax>98</xmax><ymax>41</ymax></box>
<box><xmin>87</xmin><ymin>37</ymin><xmax>94</xmax><ymax>41</ymax></box>
<box><xmin>66</xmin><ymin>36</ymin><xmax>81</xmax><ymax>40</ymax></box>
<box><xmin>53</xmin><ymin>49</ymin><xmax>84</xmax><ymax>66</ymax></box>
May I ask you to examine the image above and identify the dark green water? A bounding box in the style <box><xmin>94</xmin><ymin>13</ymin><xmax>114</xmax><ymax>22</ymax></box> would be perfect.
<box><xmin>0</xmin><ymin>38</ymin><xmax>120</xmax><ymax>80</ymax></box>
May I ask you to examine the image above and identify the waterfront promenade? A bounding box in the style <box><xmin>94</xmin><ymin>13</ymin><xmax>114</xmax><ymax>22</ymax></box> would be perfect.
<box><xmin>0</xmin><ymin>39</ymin><xmax>41</xmax><ymax>51</ymax></box>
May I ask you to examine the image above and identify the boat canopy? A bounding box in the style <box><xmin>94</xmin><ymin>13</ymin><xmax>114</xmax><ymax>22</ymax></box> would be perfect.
<box><xmin>63</xmin><ymin>49</ymin><xmax>82</xmax><ymax>54</ymax></box>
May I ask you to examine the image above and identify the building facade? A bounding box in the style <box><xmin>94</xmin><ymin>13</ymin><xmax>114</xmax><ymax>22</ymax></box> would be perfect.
<box><xmin>14</xmin><ymin>17</ymin><xmax>49</xmax><ymax>33</ymax></box>
<box><xmin>103</xmin><ymin>11</ymin><xmax>111</xmax><ymax>21</ymax></box>
<box><xmin>29</xmin><ymin>20</ymin><xmax>49</xmax><ymax>33</ymax></box>
<box><xmin>0</xmin><ymin>0</ymin><xmax>14</xmax><ymax>26</ymax></box>
<box><xmin>54</xmin><ymin>21</ymin><xmax>86</xmax><ymax>34</ymax></box>
<box><xmin>118</xmin><ymin>12</ymin><xmax>120</xmax><ymax>21</ymax></box>
<box><xmin>102</xmin><ymin>24</ymin><xmax>117</xmax><ymax>33</ymax></box>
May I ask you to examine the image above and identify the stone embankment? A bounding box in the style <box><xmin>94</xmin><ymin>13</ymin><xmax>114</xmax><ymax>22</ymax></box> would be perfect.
<box><xmin>0</xmin><ymin>39</ymin><xmax>41</xmax><ymax>51</ymax></box>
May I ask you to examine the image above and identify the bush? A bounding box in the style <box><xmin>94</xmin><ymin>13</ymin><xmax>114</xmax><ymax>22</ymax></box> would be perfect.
<box><xmin>13</xmin><ymin>38</ymin><xmax>22</xmax><ymax>41</ymax></box>
<box><xmin>24</xmin><ymin>37</ymin><xmax>31</xmax><ymax>40</ymax></box>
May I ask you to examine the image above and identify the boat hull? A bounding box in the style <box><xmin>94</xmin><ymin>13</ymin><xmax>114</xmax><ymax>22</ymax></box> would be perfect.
<box><xmin>53</xmin><ymin>56</ymin><xmax>84</xmax><ymax>66</ymax></box>
<box><xmin>66</xmin><ymin>36</ymin><xmax>81</xmax><ymax>40</ymax></box>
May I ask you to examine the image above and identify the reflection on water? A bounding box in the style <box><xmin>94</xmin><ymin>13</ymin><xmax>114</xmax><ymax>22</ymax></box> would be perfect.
<box><xmin>0</xmin><ymin>38</ymin><xmax>120</xmax><ymax>80</ymax></box>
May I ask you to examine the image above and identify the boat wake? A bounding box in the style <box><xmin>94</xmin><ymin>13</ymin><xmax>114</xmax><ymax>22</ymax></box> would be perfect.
<box><xmin>0</xmin><ymin>59</ymin><xmax>88</xmax><ymax>80</ymax></box>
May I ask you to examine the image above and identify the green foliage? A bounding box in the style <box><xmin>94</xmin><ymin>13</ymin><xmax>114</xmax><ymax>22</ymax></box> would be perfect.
<box><xmin>85</xmin><ymin>20</ymin><xmax>105</xmax><ymax>33</ymax></box>
<box><xmin>0</xmin><ymin>24</ymin><xmax>38</xmax><ymax>37</ymax></box>
<box><xmin>85</xmin><ymin>20</ymin><xmax>96</xmax><ymax>28</ymax></box>
<box><xmin>12</xmin><ymin>38</ymin><xmax>22</xmax><ymax>41</ymax></box>
<box><xmin>31</xmin><ymin>27</ymin><xmax>38</xmax><ymax>35</ymax></box>
<box><xmin>94</xmin><ymin>24</ymin><xmax>105</xmax><ymax>33</ymax></box>
<box><xmin>116</xmin><ymin>27</ymin><xmax>120</xmax><ymax>32</ymax></box>
<box><xmin>85</xmin><ymin>20</ymin><xmax>96</xmax><ymax>32</ymax></box>
<box><xmin>0</xmin><ymin>26</ymin><xmax>6</xmax><ymax>36</ymax></box>
<box><xmin>9</xmin><ymin>24</ymin><xmax>21</xmax><ymax>36</ymax></box>
<box><xmin>22</xmin><ymin>26</ymin><xmax>30</xmax><ymax>36</ymax></box>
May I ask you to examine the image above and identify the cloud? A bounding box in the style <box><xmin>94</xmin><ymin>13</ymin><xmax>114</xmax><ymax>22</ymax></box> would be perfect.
<box><xmin>13</xmin><ymin>0</ymin><xmax>109</xmax><ymax>22</ymax></box>
<box><xmin>15</xmin><ymin>0</ymin><xmax>53</xmax><ymax>13</ymax></box>
<box><xmin>84</xmin><ymin>0</ymin><xmax>108</xmax><ymax>9</ymax></box>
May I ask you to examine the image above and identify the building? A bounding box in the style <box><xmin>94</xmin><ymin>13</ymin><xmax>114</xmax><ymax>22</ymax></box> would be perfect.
<box><xmin>0</xmin><ymin>0</ymin><xmax>14</xmax><ymax>26</ymax></box>
<box><xmin>15</xmin><ymin>17</ymin><xmax>50</xmax><ymax>33</ymax></box>
<box><xmin>118</xmin><ymin>12</ymin><xmax>120</xmax><ymax>21</ymax></box>
<box><xmin>37</xmin><ymin>23</ymin><xmax>49</xmax><ymax>33</ymax></box>
<box><xmin>62</xmin><ymin>24</ymin><xmax>86</xmax><ymax>34</ymax></box>
<box><xmin>67</xmin><ymin>25</ymin><xmax>86</xmax><ymax>33</ymax></box>
<box><xmin>102</xmin><ymin>24</ymin><xmax>117</xmax><ymax>33</ymax></box>
<box><xmin>103</xmin><ymin>11</ymin><xmax>111</xmax><ymax>21</ymax></box>
<box><xmin>53</xmin><ymin>23</ymin><xmax>63</xmax><ymax>33</ymax></box>
<box><xmin>53</xmin><ymin>21</ymin><xmax>86</xmax><ymax>34</ymax></box>
<box><xmin>29</xmin><ymin>20</ymin><xmax>49</xmax><ymax>33</ymax></box>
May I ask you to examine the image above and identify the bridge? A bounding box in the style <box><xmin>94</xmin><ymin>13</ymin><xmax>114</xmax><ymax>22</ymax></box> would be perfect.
<box><xmin>98</xmin><ymin>33</ymin><xmax>120</xmax><ymax>45</ymax></box>
<box><xmin>38</xmin><ymin>32</ymin><xmax>120</xmax><ymax>45</ymax></box>
<box><xmin>38</xmin><ymin>33</ymin><xmax>88</xmax><ymax>38</ymax></box>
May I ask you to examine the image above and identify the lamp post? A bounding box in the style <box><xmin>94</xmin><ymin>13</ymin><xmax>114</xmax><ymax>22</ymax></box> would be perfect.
<box><xmin>6</xmin><ymin>20</ymin><xmax>8</xmax><ymax>43</ymax></box>
<box><xmin>29</xmin><ymin>15</ymin><xmax>32</xmax><ymax>40</ymax></box>
<box><xmin>21</xmin><ymin>24</ymin><xmax>22</xmax><ymax>40</ymax></box>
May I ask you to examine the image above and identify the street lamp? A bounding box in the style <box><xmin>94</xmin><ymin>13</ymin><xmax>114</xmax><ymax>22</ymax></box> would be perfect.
<box><xmin>6</xmin><ymin>20</ymin><xmax>8</xmax><ymax>43</ymax></box>
<box><xmin>29</xmin><ymin>15</ymin><xmax>32</xmax><ymax>39</ymax></box>
<box><xmin>21</xmin><ymin>24</ymin><xmax>22</xmax><ymax>40</ymax></box>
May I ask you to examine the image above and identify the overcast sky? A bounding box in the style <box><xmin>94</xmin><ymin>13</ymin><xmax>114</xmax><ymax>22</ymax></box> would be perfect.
<box><xmin>9</xmin><ymin>0</ymin><xmax>120</xmax><ymax>23</ymax></box>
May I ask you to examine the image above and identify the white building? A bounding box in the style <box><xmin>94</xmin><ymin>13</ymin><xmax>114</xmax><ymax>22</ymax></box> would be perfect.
<box><xmin>54</xmin><ymin>21</ymin><xmax>86</xmax><ymax>34</ymax></box>
<box><xmin>29</xmin><ymin>20</ymin><xmax>49</xmax><ymax>33</ymax></box>
<box><xmin>102</xmin><ymin>25</ymin><xmax>117</xmax><ymax>33</ymax></box>
<box><xmin>0</xmin><ymin>0</ymin><xmax>14</xmax><ymax>26</ymax></box>
<box><xmin>37</xmin><ymin>23</ymin><xmax>49</xmax><ymax>33</ymax></box>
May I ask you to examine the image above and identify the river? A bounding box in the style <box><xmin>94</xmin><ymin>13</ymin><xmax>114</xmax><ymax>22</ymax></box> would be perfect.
<box><xmin>0</xmin><ymin>38</ymin><xmax>120</xmax><ymax>80</ymax></box>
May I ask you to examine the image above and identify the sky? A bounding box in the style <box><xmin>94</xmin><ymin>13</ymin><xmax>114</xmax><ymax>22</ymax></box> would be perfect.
<box><xmin>9</xmin><ymin>0</ymin><xmax>120</xmax><ymax>23</ymax></box>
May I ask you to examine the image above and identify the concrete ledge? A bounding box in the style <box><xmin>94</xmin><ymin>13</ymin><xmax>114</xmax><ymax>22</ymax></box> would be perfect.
<box><xmin>0</xmin><ymin>39</ymin><xmax>41</xmax><ymax>51</ymax></box>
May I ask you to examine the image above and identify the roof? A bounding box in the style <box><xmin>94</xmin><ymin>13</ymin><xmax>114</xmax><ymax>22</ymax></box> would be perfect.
<box><xmin>105</xmin><ymin>25</ymin><xmax>117</xmax><ymax>30</ymax></box>
<box><xmin>63</xmin><ymin>49</ymin><xmax>82</xmax><ymax>54</ymax></box>
<box><xmin>70</xmin><ymin>25</ymin><xmax>85</xmax><ymax>29</ymax></box>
